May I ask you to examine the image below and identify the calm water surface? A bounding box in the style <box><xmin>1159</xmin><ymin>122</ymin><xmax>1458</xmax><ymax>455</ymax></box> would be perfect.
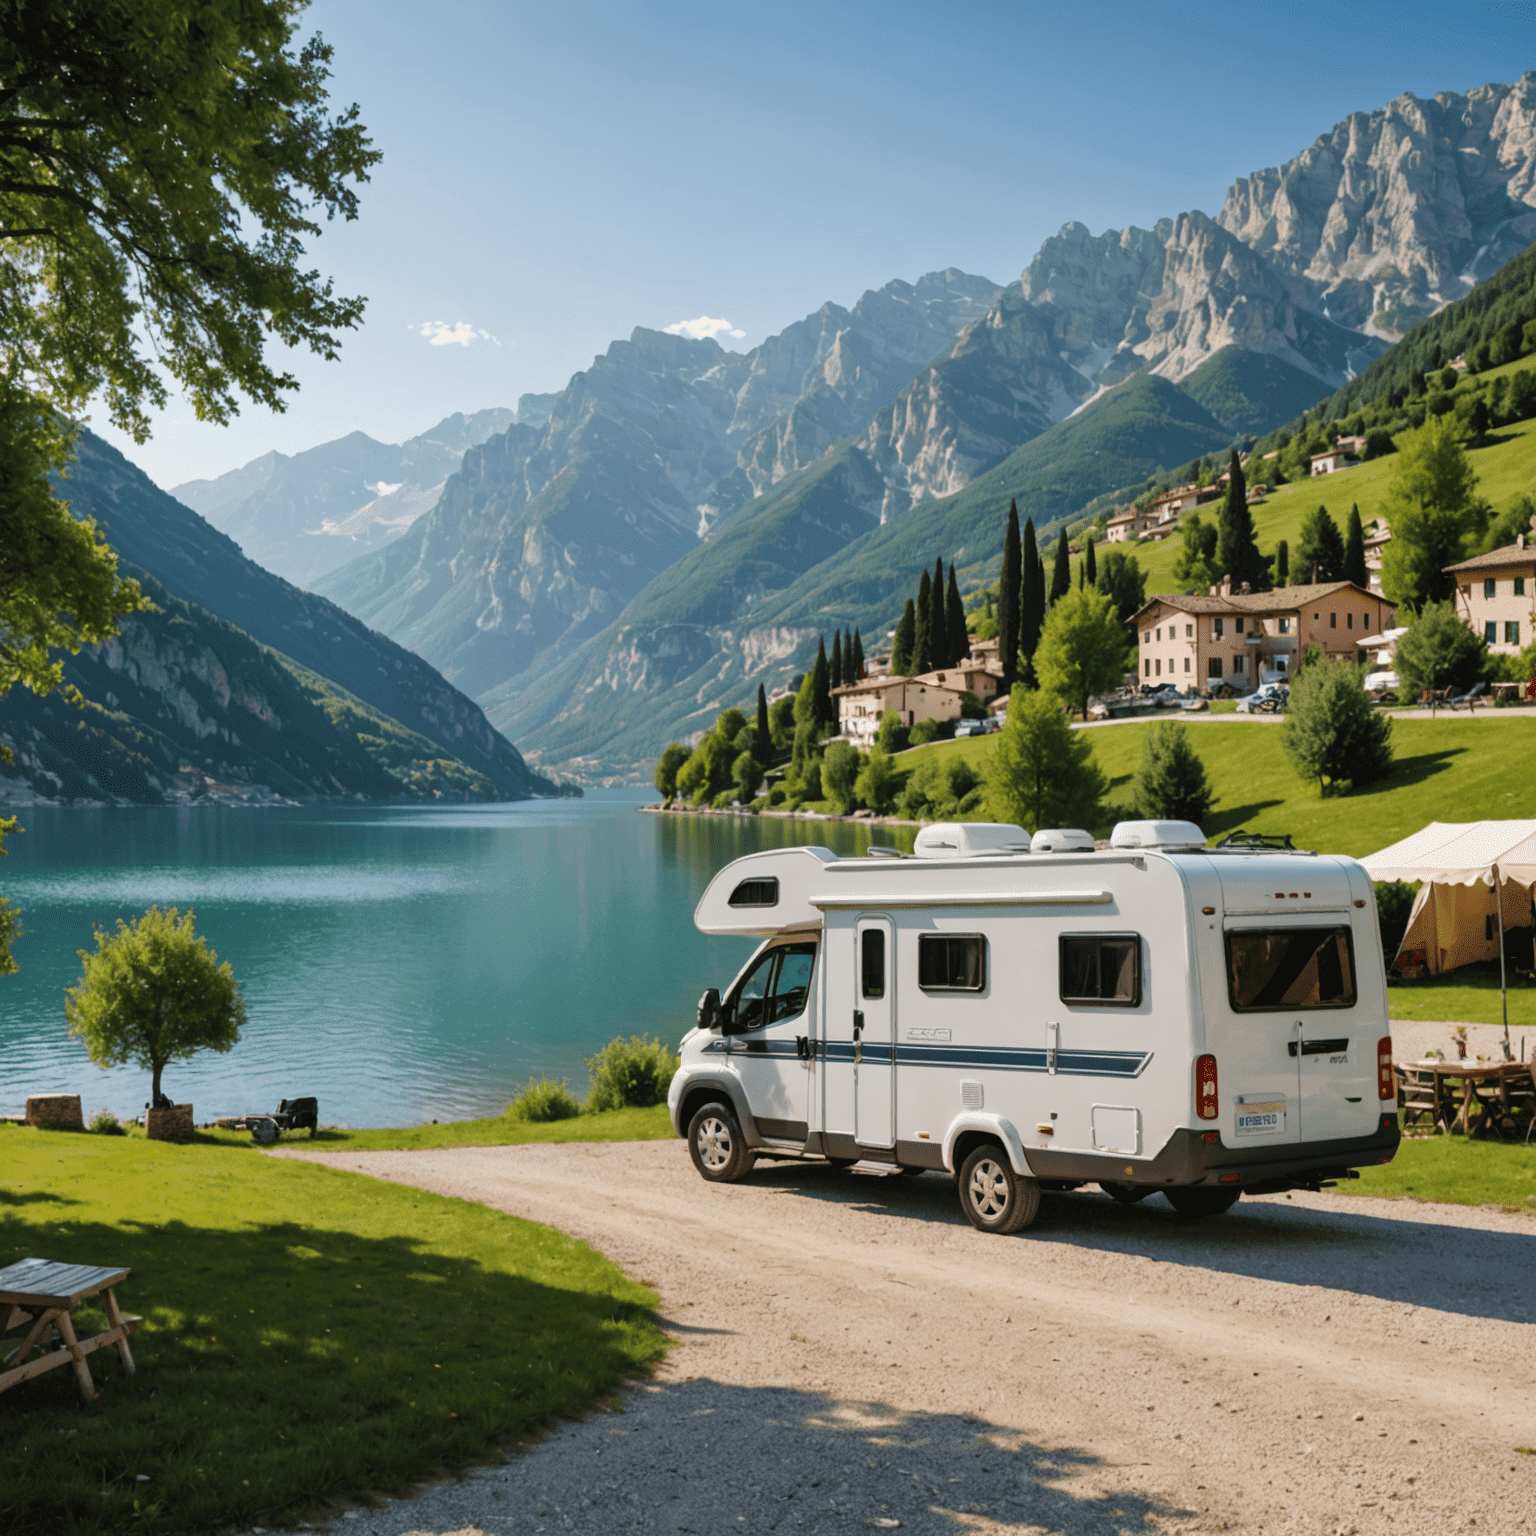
<box><xmin>0</xmin><ymin>793</ymin><xmax>901</xmax><ymax>1126</ymax></box>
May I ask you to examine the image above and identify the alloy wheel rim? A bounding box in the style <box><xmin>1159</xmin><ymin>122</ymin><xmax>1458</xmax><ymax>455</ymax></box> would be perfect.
<box><xmin>698</xmin><ymin>1116</ymin><xmax>731</xmax><ymax>1170</ymax></box>
<box><xmin>968</xmin><ymin>1159</ymin><xmax>1010</xmax><ymax>1219</ymax></box>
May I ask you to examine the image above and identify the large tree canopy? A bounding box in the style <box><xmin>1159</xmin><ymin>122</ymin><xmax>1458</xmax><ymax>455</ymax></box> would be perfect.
<box><xmin>0</xmin><ymin>0</ymin><xmax>379</xmax><ymax>441</ymax></box>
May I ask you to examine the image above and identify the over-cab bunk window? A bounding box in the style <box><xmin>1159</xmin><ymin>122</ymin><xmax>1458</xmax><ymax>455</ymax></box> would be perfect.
<box><xmin>1060</xmin><ymin>934</ymin><xmax>1141</xmax><ymax>1006</ymax></box>
<box><xmin>728</xmin><ymin>877</ymin><xmax>779</xmax><ymax>908</ymax></box>
<box><xmin>918</xmin><ymin>934</ymin><xmax>985</xmax><ymax>991</ymax></box>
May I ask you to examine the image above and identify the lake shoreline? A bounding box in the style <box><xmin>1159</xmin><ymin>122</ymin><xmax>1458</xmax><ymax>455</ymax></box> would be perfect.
<box><xmin>640</xmin><ymin>802</ymin><xmax>922</xmax><ymax>828</ymax></box>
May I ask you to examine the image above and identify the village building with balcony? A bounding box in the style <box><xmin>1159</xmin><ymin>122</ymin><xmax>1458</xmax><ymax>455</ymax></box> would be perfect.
<box><xmin>1446</xmin><ymin>534</ymin><xmax>1536</xmax><ymax>657</ymax></box>
<box><xmin>1309</xmin><ymin>444</ymin><xmax>1360</xmax><ymax>476</ymax></box>
<box><xmin>1128</xmin><ymin>579</ymin><xmax>1397</xmax><ymax>688</ymax></box>
<box><xmin>832</xmin><ymin>646</ymin><xmax>1006</xmax><ymax>746</ymax></box>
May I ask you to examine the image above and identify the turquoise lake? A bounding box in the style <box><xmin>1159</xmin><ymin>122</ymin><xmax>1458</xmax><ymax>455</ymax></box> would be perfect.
<box><xmin>0</xmin><ymin>794</ymin><xmax>901</xmax><ymax>1127</ymax></box>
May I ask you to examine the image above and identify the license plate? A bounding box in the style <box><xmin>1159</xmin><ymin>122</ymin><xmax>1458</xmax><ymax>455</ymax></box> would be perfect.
<box><xmin>1234</xmin><ymin>1097</ymin><xmax>1286</xmax><ymax>1135</ymax></box>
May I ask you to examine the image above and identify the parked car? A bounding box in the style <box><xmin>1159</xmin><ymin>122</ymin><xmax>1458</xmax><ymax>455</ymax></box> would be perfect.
<box><xmin>1235</xmin><ymin>683</ymin><xmax>1289</xmax><ymax>714</ymax></box>
<box><xmin>1364</xmin><ymin>670</ymin><xmax>1400</xmax><ymax>695</ymax></box>
<box><xmin>954</xmin><ymin>717</ymin><xmax>997</xmax><ymax>737</ymax></box>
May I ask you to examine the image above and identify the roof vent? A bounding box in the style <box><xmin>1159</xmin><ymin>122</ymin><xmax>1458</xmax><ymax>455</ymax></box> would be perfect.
<box><xmin>1109</xmin><ymin>819</ymin><xmax>1207</xmax><ymax>851</ymax></box>
<box><xmin>1030</xmin><ymin>828</ymin><xmax>1094</xmax><ymax>854</ymax></box>
<box><xmin>912</xmin><ymin>822</ymin><xmax>1030</xmax><ymax>859</ymax></box>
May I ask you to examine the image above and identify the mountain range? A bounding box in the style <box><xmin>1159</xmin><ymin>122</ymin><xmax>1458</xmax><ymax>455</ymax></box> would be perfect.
<box><xmin>0</xmin><ymin>432</ymin><xmax>560</xmax><ymax>806</ymax></box>
<box><xmin>95</xmin><ymin>73</ymin><xmax>1536</xmax><ymax>782</ymax></box>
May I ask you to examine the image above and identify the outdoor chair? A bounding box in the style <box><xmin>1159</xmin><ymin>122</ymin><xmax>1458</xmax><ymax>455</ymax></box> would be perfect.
<box><xmin>1450</xmin><ymin>680</ymin><xmax>1488</xmax><ymax>711</ymax></box>
<box><xmin>1394</xmin><ymin>1064</ymin><xmax>1442</xmax><ymax>1134</ymax></box>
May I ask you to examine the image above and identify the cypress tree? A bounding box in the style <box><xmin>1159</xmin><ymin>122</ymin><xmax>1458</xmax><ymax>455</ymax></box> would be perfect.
<box><xmin>892</xmin><ymin>600</ymin><xmax>916</xmax><ymax>674</ymax></box>
<box><xmin>914</xmin><ymin>571</ymin><xmax>932</xmax><ymax>673</ymax></box>
<box><xmin>844</xmin><ymin>629</ymin><xmax>855</xmax><ymax>683</ymax></box>
<box><xmin>812</xmin><ymin>636</ymin><xmax>832</xmax><ymax>730</ymax></box>
<box><xmin>851</xmin><ymin>628</ymin><xmax>865</xmax><ymax>680</ymax></box>
<box><xmin>946</xmin><ymin>564</ymin><xmax>967</xmax><ymax>664</ymax></box>
<box><xmin>756</xmin><ymin>684</ymin><xmax>771</xmax><ymax>756</ymax></box>
<box><xmin>1215</xmin><ymin>449</ymin><xmax>1268</xmax><ymax>590</ymax></box>
<box><xmin>1019</xmin><ymin>516</ymin><xmax>1043</xmax><ymax>680</ymax></box>
<box><xmin>1049</xmin><ymin>527</ymin><xmax>1071</xmax><ymax>605</ymax></box>
<box><xmin>1084</xmin><ymin>534</ymin><xmax>1097</xmax><ymax>588</ymax></box>
<box><xmin>930</xmin><ymin>557</ymin><xmax>947</xmax><ymax>665</ymax></box>
<box><xmin>1000</xmin><ymin>501</ymin><xmax>1021</xmax><ymax>688</ymax></box>
<box><xmin>1276</xmin><ymin>539</ymin><xmax>1290</xmax><ymax>587</ymax></box>
<box><xmin>1343</xmin><ymin>504</ymin><xmax>1368</xmax><ymax>588</ymax></box>
<box><xmin>830</xmin><ymin>630</ymin><xmax>844</xmax><ymax>691</ymax></box>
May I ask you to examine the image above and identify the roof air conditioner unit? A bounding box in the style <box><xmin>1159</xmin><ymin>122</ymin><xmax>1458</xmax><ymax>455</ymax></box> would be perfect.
<box><xmin>1030</xmin><ymin>828</ymin><xmax>1094</xmax><ymax>854</ymax></box>
<box><xmin>1109</xmin><ymin>819</ymin><xmax>1207</xmax><ymax>851</ymax></box>
<box><xmin>912</xmin><ymin>823</ymin><xmax>1031</xmax><ymax>859</ymax></box>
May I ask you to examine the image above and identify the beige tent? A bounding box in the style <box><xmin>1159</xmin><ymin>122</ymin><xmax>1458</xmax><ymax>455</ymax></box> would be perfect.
<box><xmin>1360</xmin><ymin>820</ymin><xmax>1536</xmax><ymax>1045</ymax></box>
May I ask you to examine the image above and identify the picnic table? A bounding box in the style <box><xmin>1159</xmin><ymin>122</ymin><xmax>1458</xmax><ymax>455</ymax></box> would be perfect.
<box><xmin>1396</xmin><ymin>1059</ymin><xmax>1536</xmax><ymax>1140</ymax></box>
<box><xmin>0</xmin><ymin>1258</ymin><xmax>138</xmax><ymax>1401</ymax></box>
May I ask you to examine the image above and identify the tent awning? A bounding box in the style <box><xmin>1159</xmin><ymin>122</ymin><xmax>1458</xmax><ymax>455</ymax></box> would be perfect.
<box><xmin>1359</xmin><ymin>820</ymin><xmax>1536</xmax><ymax>887</ymax></box>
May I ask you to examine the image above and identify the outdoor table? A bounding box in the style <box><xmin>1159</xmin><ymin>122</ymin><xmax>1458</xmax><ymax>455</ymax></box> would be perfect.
<box><xmin>0</xmin><ymin>1257</ymin><xmax>138</xmax><ymax>1401</ymax></box>
<box><xmin>1406</xmin><ymin>1060</ymin><xmax>1536</xmax><ymax>1139</ymax></box>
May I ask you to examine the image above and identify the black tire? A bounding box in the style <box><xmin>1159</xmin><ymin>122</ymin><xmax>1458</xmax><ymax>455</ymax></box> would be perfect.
<box><xmin>687</xmin><ymin>1101</ymin><xmax>756</xmax><ymax>1184</ymax></box>
<box><xmin>1164</xmin><ymin>1185</ymin><xmax>1242</xmax><ymax>1219</ymax></box>
<box><xmin>1099</xmin><ymin>1181</ymin><xmax>1152</xmax><ymax>1205</ymax></box>
<box><xmin>958</xmin><ymin>1146</ymin><xmax>1041</xmax><ymax>1234</ymax></box>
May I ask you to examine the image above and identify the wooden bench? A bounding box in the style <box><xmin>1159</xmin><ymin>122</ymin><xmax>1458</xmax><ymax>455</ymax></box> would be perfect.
<box><xmin>0</xmin><ymin>1258</ymin><xmax>138</xmax><ymax>1402</ymax></box>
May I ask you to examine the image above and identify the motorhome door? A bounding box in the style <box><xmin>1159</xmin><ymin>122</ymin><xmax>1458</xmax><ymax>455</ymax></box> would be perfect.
<box><xmin>724</xmin><ymin>939</ymin><xmax>817</xmax><ymax>1143</ymax></box>
<box><xmin>854</xmin><ymin>917</ymin><xmax>895</xmax><ymax>1148</ymax></box>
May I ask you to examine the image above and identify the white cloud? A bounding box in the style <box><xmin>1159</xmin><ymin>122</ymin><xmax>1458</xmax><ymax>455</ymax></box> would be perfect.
<box><xmin>664</xmin><ymin>315</ymin><xmax>746</xmax><ymax>341</ymax></box>
<box><xmin>416</xmin><ymin>320</ymin><xmax>499</xmax><ymax>348</ymax></box>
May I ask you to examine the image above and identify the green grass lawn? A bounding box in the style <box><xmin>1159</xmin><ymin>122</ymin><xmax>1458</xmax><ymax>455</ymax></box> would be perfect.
<box><xmin>0</xmin><ymin>1126</ymin><xmax>667</xmax><ymax>1534</ymax></box>
<box><xmin>297</xmin><ymin>1102</ymin><xmax>675</xmax><ymax>1152</ymax></box>
<box><xmin>1352</xmin><ymin>1129</ymin><xmax>1536</xmax><ymax>1212</ymax></box>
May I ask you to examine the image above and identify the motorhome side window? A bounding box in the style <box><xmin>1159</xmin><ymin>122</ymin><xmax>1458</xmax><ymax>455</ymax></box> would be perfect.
<box><xmin>1059</xmin><ymin>934</ymin><xmax>1140</xmax><ymax>1006</ymax></box>
<box><xmin>918</xmin><ymin>934</ymin><xmax>985</xmax><ymax>991</ymax></box>
<box><xmin>861</xmin><ymin>928</ymin><xmax>885</xmax><ymax>999</ymax></box>
<box><xmin>728</xmin><ymin>942</ymin><xmax>817</xmax><ymax>1030</ymax></box>
<box><xmin>1225</xmin><ymin>927</ymin><xmax>1356</xmax><ymax>1011</ymax></box>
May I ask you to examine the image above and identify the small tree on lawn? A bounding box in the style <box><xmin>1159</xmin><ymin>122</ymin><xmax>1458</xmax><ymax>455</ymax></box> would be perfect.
<box><xmin>1281</xmin><ymin>663</ymin><xmax>1394</xmax><ymax>796</ymax></box>
<box><xmin>1132</xmin><ymin>721</ymin><xmax>1214</xmax><ymax>826</ymax></box>
<box><xmin>821</xmin><ymin>741</ymin><xmax>861</xmax><ymax>814</ymax></box>
<box><xmin>1034</xmin><ymin>585</ymin><xmax>1127</xmax><ymax>720</ymax></box>
<box><xmin>985</xmin><ymin>685</ymin><xmax>1107</xmax><ymax>832</ymax></box>
<box><xmin>1393</xmin><ymin>601</ymin><xmax>1489</xmax><ymax>699</ymax></box>
<box><xmin>733</xmin><ymin>750</ymin><xmax>764</xmax><ymax>804</ymax></box>
<box><xmin>855</xmin><ymin>744</ymin><xmax>898</xmax><ymax>814</ymax></box>
<box><xmin>66</xmin><ymin>907</ymin><xmax>245</xmax><ymax>1105</ymax></box>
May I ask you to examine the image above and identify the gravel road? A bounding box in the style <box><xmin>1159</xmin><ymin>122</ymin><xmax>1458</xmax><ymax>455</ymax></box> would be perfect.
<box><xmin>268</xmin><ymin>1140</ymin><xmax>1536</xmax><ymax>1536</ymax></box>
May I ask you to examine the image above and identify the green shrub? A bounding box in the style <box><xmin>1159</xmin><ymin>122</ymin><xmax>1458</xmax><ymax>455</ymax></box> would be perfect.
<box><xmin>585</xmin><ymin>1034</ymin><xmax>680</xmax><ymax>1113</ymax></box>
<box><xmin>506</xmin><ymin>1077</ymin><xmax>583</xmax><ymax>1122</ymax></box>
<box><xmin>88</xmin><ymin>1106</ymin><xmax>123</xmax><ymax>1135</ymax></box>
<box><xmin>909</xmin><ymin>718</ymin><xmax>939</xmax><ymax>746</ymax></box>
<box><xmin>1375</xmin><ymin>882</ymin><xmax>1417</xmax><ymax>963</ymax></box>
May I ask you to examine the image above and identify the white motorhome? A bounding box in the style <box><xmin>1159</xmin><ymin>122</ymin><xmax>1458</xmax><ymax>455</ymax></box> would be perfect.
<box><xmin>668</xmin><ymin>820</ymin><xmax>1399</xmax><ymax>1233</ymax></box>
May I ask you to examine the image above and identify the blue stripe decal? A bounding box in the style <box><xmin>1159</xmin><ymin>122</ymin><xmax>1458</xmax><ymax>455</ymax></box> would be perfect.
<box><xmin>702</xmin><ymin>1035</ymin><xmax>1149</xmax><ymax>1077</ymax></box>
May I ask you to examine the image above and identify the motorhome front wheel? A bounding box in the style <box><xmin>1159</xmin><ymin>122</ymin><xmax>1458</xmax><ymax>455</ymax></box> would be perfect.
<box><xmin>958</xmin><ymin>1147</ymin><xmax>1041</xmax><ymax>1234</ymax></box>
<box><xmin>1164</xmin><ymin>1185</ymin><xmax>1242</xmax><ymax>1220</ymax></box>
<box><xmin>687</xmin><ymin>1101</ymin><xmax>756</xmax><ymax>1183</ymax></box>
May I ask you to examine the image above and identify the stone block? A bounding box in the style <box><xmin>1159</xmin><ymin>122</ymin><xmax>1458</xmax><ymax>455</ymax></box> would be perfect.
<box><xmin>145</xmin><ymin>1103</ymin><xmax>194</xmax><ymax>1142</ymax></box>
<box><xmin>25</xmin><ymin>1094</ymin><xmax>84</xmax><ymax>1131</ymax></box>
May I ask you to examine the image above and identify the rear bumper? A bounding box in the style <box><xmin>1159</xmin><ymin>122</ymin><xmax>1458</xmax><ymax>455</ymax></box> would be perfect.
<box><xmin>1021</xmin><ymin>1113</ymin><xmax>1400</xmax><ymax>1193</ymax></box>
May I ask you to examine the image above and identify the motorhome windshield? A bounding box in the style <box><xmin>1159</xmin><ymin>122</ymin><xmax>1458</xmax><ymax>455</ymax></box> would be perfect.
<box><xmin>1225</xmin><ymin>927</ymin><xmax>1356</xmax><ymax>1011</ymax></box>
<box><xmin>728</xmin><ymin>941</ymin><xmax>818</xmax><ymax>1031</ymax></box>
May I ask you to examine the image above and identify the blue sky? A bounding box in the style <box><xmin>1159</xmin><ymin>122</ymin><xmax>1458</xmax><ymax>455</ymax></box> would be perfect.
<box><xmin>106</xmin><ymin>0</ymin><xmax>1536</xmax><ymax>488</ymax></box>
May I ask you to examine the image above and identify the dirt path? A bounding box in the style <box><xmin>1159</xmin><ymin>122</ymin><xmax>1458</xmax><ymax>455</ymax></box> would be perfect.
<box><xmin>269</xmin><ymin>1141</ymin><xmax>1536</xmax><ymax>1536</ymax></box>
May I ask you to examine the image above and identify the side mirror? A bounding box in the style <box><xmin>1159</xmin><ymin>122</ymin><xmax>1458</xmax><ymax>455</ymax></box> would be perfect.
<box><xmin>697</xmin><ymin>987</ymin><xmax>721</xmax><ymax>1032</ymax></box>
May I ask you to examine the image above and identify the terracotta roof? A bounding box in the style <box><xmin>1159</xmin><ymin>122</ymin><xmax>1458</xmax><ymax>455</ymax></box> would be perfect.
<box><xmin>1444</xmin><ymin>541</ymin><xmax>1536</xmax><ymax>573</ymax></box>
<box><xmin>1129</xmin><ymin>581</ymin><xmax>1387</xmax><ymax>625</ymax></box>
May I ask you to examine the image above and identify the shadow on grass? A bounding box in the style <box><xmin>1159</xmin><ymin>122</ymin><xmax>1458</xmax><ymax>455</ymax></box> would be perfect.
<box><xmin>1</xmin><ymin>1211</ymin><xmax>660</xmax><ymax>1535</ymax></box>
<box><xmin>450</xmin><ymin>1376</ymin><xmax>1197</xmax><ymax>1535</ymax></box>
<box><xmin>1365</xmin><ymin>747</ymin><xmax>1465</xmax><ymax>794</ymax></box>
<box><xmin>0</xmin><ymin>1187</ymin><xmax>82</xmax><ymax>1208</ymax></box>
<box><xmin>1204</xmin><ymin>799</ymin><xmax>1285</xmax><ymax>839</ymax></box>
<box><xmin>743</xmin><ymin>1163</ymin><xmax>1536</xmax><ymax>1325</ymax></box>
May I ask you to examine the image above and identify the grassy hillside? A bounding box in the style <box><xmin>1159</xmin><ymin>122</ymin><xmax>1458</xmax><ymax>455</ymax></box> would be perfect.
<box><xmin>1178</xmin><ymin>347</ymin><xmax>1334</xmax><ymax>436</ymax></box>
<box><xmin>1063</xmin><ymin>400</ymin><xmax>1536</xmax><ymax>599</ymax></box>
<box><xmin>896</xmin><ymin>715</ymin><xmax>1536</xmax><ymax>858</ymax></box>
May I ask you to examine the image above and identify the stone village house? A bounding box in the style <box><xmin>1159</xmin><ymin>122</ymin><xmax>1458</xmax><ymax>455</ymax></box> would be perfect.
<box><xmin>832</xmin><ymin>641</ymin><xmax>1006</xmax><ymax>747</ymax></box>
<box><xmin>1446</xmin><ymin>534</ymin><xmax>1536</xmax><ymax>657</ymax></box>
<box><xmin>1128</xmin><ymin>579</ymin><xmax>1398</xmax><ymax>688</ymax></box>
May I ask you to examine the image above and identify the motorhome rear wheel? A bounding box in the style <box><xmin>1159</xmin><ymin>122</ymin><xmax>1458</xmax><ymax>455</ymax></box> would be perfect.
<box><xmin>687</xmin><ymin>1101</ymin><xmax>756</xmax><ymax>1183</ymax></box>
<box><xmin>958</xmin><ymin>1147</ymin><xmax>1041</xmax><ymax>1234</ymax></box>
<box><xmin>1164</xmin><ymin>1186</ymin><xmax>1242</xmax><ymax>1219</ymax></box>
